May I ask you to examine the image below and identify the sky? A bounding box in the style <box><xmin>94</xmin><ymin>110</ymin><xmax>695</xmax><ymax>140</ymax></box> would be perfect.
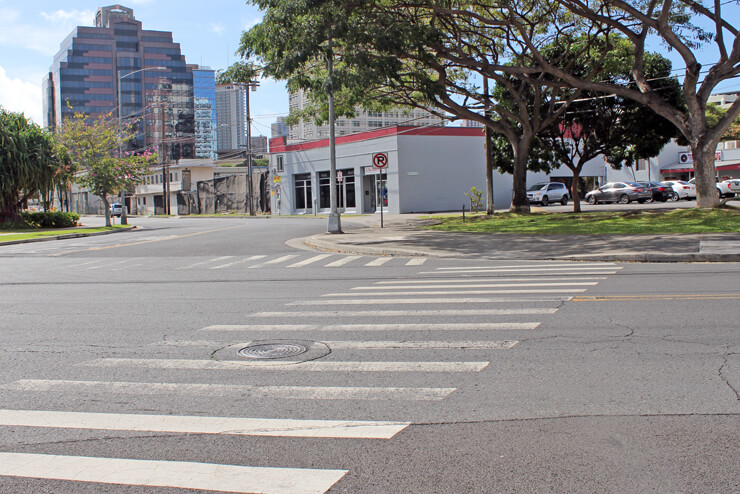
<box><xmin>1</xmin><ymin>1</ymin><xmax>738</xmax><ymax>138</ymax></box>
<box><xmin>0</xmin><ymin>0</ymin><xmax>288</xmax><ymax>138</ymax></box>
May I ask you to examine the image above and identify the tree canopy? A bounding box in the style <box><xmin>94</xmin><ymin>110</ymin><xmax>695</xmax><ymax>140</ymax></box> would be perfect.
<box><xmin>58</xmin><ymin>112</ymin><xmax>155</xmax><ymax>226</ymax></box>
<box><xmin>0</xmin><ymin>108</ymin><xmax>71</xmax><ymax>223</ymax></box>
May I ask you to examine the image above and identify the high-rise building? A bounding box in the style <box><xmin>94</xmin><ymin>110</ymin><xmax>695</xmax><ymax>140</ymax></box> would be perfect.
<box><xmin>271</xmin><ymin>116</ymin><xmax>289</xmax><ymax>138</ymax></box>
<box><xmin>191</xmin><ymin>65</ymin><xmax>217</xmax><ymax>159</ymax></box>
<box><xmin>43</xmin><ymin>4</ymin><xmax>195</xmax><ymax>159</ymax></box>
<box><xmin>216</xmin><ymin>84</ymin><xmax>247</xmax><ymax>154</ymax></box>
<box><xmin>288</xmin><ymin>89</ymin><xmax>446</xmax><ymax>140</ymax></box>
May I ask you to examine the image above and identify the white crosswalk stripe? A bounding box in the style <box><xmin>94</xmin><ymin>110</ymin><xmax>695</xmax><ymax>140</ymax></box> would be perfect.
<box><xmin>325</xmin><ymin>255</ymin><xmax>362</xmax><ymax>267</ymax></box>
<box><xmin>288</xmin><ymin>296</ymin><xmax>573</xmax><ymax>305</ymax></box>
<box><xmin>288</xmin><ymin>253</ymin><xmax>333</xmax><ymax>267</ymax></box>
<box><xmin>201</xmin><ymin>322</ymin><xmax>540</xmax><ymax>331</ymax></box>
<box><xmin>211</xmin><ymin>254</ymin><xmax>267</xmax><ymax>269</ymax></box>
<box><xmin>2</xmin><ymin>258</ymin><xmax>621</xmax><ymax>492</ymax></box>
<box><xmin>0</xmin><ymin>409</ymin><xmax>409</xmax><ymax>439</ymax></box>
<box><xmin>3</xmin><ymin>380</ymin><xmax>456</xmax><ymax>400</ymax></box>
<box><xmin>365</xmin><ymin>257</ymin><xmax>393</xmax><ymax>266</ymax></box>
<box><xmin>0</xmin><ymin>452</ymin><xmax>347</xmax><ymax>494</ymax></box>
<box><xmin>83</xmin><ymin>358</ymin><xmax>491</xmax><ymax>372</ymax></box>
<box><xmin>250</xmin><ymin>308</ymin><xmax>557</xmax><ymax>317</ymax></box>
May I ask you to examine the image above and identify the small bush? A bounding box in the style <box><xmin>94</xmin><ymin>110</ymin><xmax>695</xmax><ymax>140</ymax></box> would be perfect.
<box><xmin>21</xmin><ymin>212</ymin><xmax>80</xmax><ymax>228</ymax></box>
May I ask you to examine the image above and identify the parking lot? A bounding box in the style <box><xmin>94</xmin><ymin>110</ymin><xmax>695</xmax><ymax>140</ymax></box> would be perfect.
<box><xmin>534</xmin><ymin>198</ymin><xmax>701</xmax><ymax>213</ymax></box>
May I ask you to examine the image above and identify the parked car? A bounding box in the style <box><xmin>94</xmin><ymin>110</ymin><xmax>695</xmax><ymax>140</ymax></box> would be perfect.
<box><xmin>662</xmin><ymin>180</ymin><xmax>696</xmax><ymax>200</ymax></box>
<box><xmin>585</xmin><ymin>182</ymin><xmax>653</xmax><ymax>204</ymax></box>
<box><xmin>526</xmin><ymin>182</ymin><xmax>569</xmax><ymax>206</ymax></box>
<box><xmin>110</xmin><ymin>203</ymin><xmax>124</xmax><ymax>217</ymax></box>
<box><xmin>720</xmin><ymin>179</ymin><xmax>740</xmax><ymax>197</ymax></box>
<box><xmin>637</xmin><ymin>181</ymin><xmax>674</xmax><ymax>202</ymax></box>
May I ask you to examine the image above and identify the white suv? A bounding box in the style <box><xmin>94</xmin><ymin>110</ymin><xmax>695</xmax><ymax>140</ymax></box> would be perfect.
<box><xmin>526</xmin><ymin>182</ymin><xmax>569</xmax><ymax>206</ymax></box>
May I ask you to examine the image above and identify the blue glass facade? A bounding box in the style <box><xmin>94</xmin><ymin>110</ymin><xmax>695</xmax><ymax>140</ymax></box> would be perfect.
<box><xmin>193</xmin><ymin>68</ymin><xmax>217</xmax><ymax>159</ymax></box>
<box><xmin>44</xmin><ymin>5</ymin><xmax>195</xmax><ymax>159</ymax></box>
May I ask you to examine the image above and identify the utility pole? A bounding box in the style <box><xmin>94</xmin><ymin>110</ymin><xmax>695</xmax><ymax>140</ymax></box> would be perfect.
<box><xmin>245</xmin><ymin>82</ymin><xmax>257</xmax><ymax>216</ymax></box>
<box><xmin>160</xmin><ymin>102</ymin><xmax>168</xmax><ymax>215</ymax></box>
<box><xmin>327</xmin><ymin>35</ymin><xmax>342</xmax><ymax>233</ymax></box>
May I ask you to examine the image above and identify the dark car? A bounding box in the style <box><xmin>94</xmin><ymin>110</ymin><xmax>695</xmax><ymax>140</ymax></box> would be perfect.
<box><xmin>637</xmin><ymin>181</ymin><xmax>674</xmax><ymax>202</ymax></box>
<box><xmin>585</xmin><ymin>182</ymin><xmax>653</xmax><ymax>204</ymax></box>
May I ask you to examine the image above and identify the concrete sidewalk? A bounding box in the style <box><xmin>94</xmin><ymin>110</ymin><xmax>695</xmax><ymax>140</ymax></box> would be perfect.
<box><xmin>301</xmin><ymin>214</ymin><xmax>740</xmax><ymax>262</ymax></box>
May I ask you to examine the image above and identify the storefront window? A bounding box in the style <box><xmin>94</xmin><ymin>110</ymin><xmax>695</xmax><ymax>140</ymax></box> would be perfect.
<box><xmin>294</xmin><ymin>173</ymin><xmax>312</xmax><ymax>211</ymax></box>
<box><xmin>319</xmin><ymin>169</ymin><xmax>355</xmax><ymax>209</ymax></box>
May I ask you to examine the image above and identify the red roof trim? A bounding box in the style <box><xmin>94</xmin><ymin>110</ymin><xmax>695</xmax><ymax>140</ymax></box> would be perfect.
<box><xmin>269</xmin><ymin>126</ymin><xmax>484</xmax><ymax>153</ymax></box>
<box><xmin>661</xmin><ymin>162</ymin><xmax>740</xmax><ymax>173</ymax></box>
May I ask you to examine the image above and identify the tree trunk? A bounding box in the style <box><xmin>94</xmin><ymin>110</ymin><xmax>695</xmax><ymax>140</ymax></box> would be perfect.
<box><xmin>692</xmin><ymin>144</ymin><xmax>720</xmax><ymax>208</ymax></box>
<box><xmin>509</xmin><ymin>139</ymin><xmax>531</xmax><ymax>214</ymax></box>
<box><xmin>102</xmin><ymin>195</ymin><xmax>111</xmax><ymax>227</ymax></box>
<box><xmin>485</xmin><ymin>125</ymin><xmax>495</xmax><ymax>215</ymax></box>
<box><xmin>571</xmin><ymin>168</ymin><xmax>582</xmax><ymax>213</ymax></box>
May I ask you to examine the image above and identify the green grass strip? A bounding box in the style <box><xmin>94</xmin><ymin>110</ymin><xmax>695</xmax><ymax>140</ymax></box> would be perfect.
<box><xmin>0</xmin><ymin>225</ymin><xmax>132</xmax><ymax>243</ymax></box>
<box><xmin>425</xmin><ymin>208</ymin><xmax>740</xmax><ymax>234</ymax></box>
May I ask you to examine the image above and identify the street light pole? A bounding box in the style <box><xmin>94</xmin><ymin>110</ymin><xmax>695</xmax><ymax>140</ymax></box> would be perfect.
<box><xmin>117</xmin><ymin>66</ymin><xmax>166</xmax><ymax>224</ymax></box>
<box><xmin>327</xmin><ymin>36</ymin><xmax>342</xmax><ymax>233</ymax></box>
<box><xmin>244</xmin><ymin>81</ymin><xmax>258</xmax><ymax>216</ymax></box>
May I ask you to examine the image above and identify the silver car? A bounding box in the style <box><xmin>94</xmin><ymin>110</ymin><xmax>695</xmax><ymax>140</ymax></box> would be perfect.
<box><xmin>585</xmin><ymin>182</ymin><xmax>653</xmax><ymax>204</ymax></box>
<box><xmin>526</xmin><ymin>182</ymin><xmax>569</xmax><ymax>206</ymax></box>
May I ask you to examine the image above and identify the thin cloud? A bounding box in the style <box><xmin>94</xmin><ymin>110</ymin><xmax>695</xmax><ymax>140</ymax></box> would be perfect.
<box><xmin>0</xmin><ymin>66</ymin><xmax>43</xmax><ymax>124</ymax></box>
<box><xmin>0</xmin><ymin>8</ymin><xmax>94</xmax><ymax>56</ymax></box>
<box><xmin>210</xmin><ymin>23</ymin><xmax>225</xmax><ymax>35</ymax></box>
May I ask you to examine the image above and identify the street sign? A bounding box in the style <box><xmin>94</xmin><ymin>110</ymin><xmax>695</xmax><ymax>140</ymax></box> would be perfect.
<box><xmin>373</xmin><ymin>152</ymin><xmax>388</xmax><ymax>169</ymax></box>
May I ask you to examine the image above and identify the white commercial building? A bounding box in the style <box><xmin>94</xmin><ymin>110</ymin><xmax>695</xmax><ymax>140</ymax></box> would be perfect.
<box><xmin>269</xmin><ymin>126</ymin><xmax>740</xmax><ymax>215</ymax></box>
<box><xmin>269</xmin><ymin>126</ymin><xmax>549</xmax><ymax>215</ymax></box>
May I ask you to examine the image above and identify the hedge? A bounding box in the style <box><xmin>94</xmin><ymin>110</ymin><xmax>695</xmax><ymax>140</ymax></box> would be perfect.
<box><xmin>21</xmin><ymin>212</ymin><xmax>80</xmax><ymax>228</ymax></box>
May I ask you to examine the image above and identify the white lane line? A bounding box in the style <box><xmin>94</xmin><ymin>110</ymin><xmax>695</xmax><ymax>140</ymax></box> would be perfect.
<box><xmin>249</xmin><ymin>254</ymin><xmax>299</xmax><ymax>268</ymax></box>
<box><xmin>365</xmin><ymin>257</ymin><xmax>393</xmax><ymax>267</ymax></box>
<box><xmin>288</xmin><ymin>297</ymin><xmax>573</xmax><ymax>305</ymax></box>
<box><xmin>324</xmin><ymin>340</ymin><xmax>519</xmax><ymax>350</ymax></box>
<box><xmin>375</xmin><ymin>277</ymin><xmax>607</xmax><ymax>284</ymax></box>
<box><xmin>68</xmin><ymin>259</ymin><xmax>106</xmax><ymax>268</ymax></box>
<box><xmin>211</xmin><ymin>255</ymin><xmax>267</xmax><ymax>270</ymax></box>
<box><xmin>322</xmin><ymin>289</ymin><xmax>587</xmax><ymax>296</ymax></box>
<box><xmin>0</xmin><ymin>452</ymin><xmax>347</xmax><ymax>494</ymax></box>
<box><xmin>3</xmin><ymin>380</ymin><xmax>455</xmax><ymax>401</ymax></box>
<box><xmin>251</xmin><ymin>308</ymin><xmax>557</xmax><ymax>317</ymax></box>
<box><xmin>325</xmin><ymin>256</ymin><xmax>362</xmax><ymax>267</ymax></box>
<box><xmin>424</xmin><ymin>267</ymin><xmax>621</xmax><ymax>274</ymax></box>
<box><xmin>150</xmin><ymin>340</ymin><xmax>520</xmax><ymax>350</ymax></box>
<box><xmin>433</xmin><ymin>263</ymin><xmax>617</xmax><ymax>270</ymax></box>
<box><xmin>405</xmin><ymin>258</ymin><xmax>427</xmax><ymax>266</ymax></box>
<box><xmin>352</xmin><ymin>282</ymin><xmax>598</xmax><ymax>290</ymax></box>
<box><xmin>84</xmin><ymin>359</ymin><xmax>490</xmax><ymax>373</ymax></box>
<box><xmin>0</xmin><ymin>409</ymin><xmax>409</xmax><ymax>439</ymax></box>
<box><xmin>202</xmin><ymin>322</ymin><xmax>539</xmax><ymax>332</ymax></box>
<box><xmin>179</xmin><ymin>256</ymin><xmax>234</xmax><ymax>270</ymax></box>
<box><xmin>288</xmin><ymin>254</ymin><xmax>333</xmax><ymax>268</ymax></box>
<box><xmin>86</xmin><ymin>259</ymin><xmax>127</xmax><ymax>270</ymax></box>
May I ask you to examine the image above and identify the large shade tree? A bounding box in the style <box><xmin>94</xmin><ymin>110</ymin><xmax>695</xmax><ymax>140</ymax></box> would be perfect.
<box><xmin>0</xmin><ymin>108</ymin><xmax>70</xmax><ymax>223</ymax></box>
<box><xmin>58</xmin><ymin>112</ymin><xmax>155</xmax><ymax>226</ymax></box>
<box><xmin>502</xmin><ymin>0</ymin><xmax>740</xmax><ymax>208</ymax></box>
<box><xmin>541</xmin><ymin>45</ymin><xmax>683</xmax><ymax>211</ymax></box>
<box><xmin>239</xmin><ymin>0</ymin><xmax>609</xmax><ymax>212</ymax></box>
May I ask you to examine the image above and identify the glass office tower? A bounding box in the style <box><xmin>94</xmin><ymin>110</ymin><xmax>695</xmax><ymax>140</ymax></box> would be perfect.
<box><xmin>44</xmin><ymin>5</ymin><xmax>195</xmax><ymax>159</ymax></box>
<box><xmin>192</xmin><ymin>66</ymin><xmax>217</xmax><ymax>159</ymax></box>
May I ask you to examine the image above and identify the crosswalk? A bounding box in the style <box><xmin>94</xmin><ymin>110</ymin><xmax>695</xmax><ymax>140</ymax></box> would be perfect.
<box><xmin>0</xmin><ymin>261</ymin><xmax>621</xmax><ymax>492</ymax></box>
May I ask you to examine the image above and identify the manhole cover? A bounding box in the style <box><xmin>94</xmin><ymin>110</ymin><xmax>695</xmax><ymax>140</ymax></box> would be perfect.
<box><xmin>237</xmin><ymin>343</ymin><xmax>309</xmax><ymax>360</ymax></box>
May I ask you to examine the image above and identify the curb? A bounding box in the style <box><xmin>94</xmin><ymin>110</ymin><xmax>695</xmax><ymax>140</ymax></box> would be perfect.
<box><xmin>301</xmin><ymin>232</ymin><xmax>740</xmax><ymax>263</ymax></box>
<box><xmin>0</xmin><ymin>225</ymin><xmax>136</xmax><ymax>246</ymax></box>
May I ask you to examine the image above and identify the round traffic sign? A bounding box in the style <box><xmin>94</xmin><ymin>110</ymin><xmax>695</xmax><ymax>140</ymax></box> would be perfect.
<box><xmin>373</xmin><ymin>152</ymin><xmax>388</xmax><ymax>168</ymax></box>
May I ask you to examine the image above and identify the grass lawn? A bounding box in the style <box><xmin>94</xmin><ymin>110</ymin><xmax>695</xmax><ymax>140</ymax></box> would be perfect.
<box><xmin>426</xmin><ymin>208</ymin><xmax>740</xmax><ymax>234</ymax></box>
<box><xmin>0</xmin><ymin>225</ymin><xmax>132</xmax><ymax>243</ymax></box>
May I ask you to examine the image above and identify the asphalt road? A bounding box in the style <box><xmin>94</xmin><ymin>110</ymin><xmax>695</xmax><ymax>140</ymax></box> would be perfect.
<box><xmin>0</xmin><ymin>217</ymin><xmax>738</xmax><ymax>493</ymax></box>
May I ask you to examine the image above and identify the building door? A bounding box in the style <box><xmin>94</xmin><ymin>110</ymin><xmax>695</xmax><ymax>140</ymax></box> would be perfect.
<box><xmin>294</xmin><ymin>173</ymin><xmax>312</xmax><ymax>213</ymax></box>
<box><xmin>375</xmin><ymin>173</ymin><xmax>387</xmax><ymax>209</ymax></box>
